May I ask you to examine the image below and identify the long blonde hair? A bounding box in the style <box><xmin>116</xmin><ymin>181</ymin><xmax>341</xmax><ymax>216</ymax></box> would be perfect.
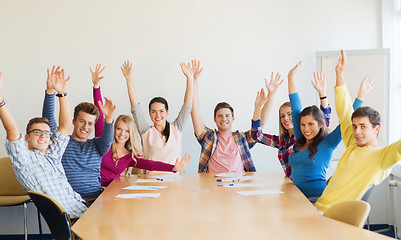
<box><xmin>112</xmin><ymin>115</ymin><xmax>143</xmax><ymax>165</ymax></box>
<box><xmin>279</xmin><ymin>102</ymin><xmax>292</xmax><ymax>138</ymax></box>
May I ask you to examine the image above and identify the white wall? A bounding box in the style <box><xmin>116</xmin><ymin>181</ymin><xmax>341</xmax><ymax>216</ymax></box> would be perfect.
<box><xmin>0</xmin><ymin>0</ymin><xmax>389</xmax><ymax>234</ymax></box>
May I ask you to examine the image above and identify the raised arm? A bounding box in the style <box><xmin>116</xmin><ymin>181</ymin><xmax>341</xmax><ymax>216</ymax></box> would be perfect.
<box><xmin>91</xmin><ymin>64</ymin><xmax>105</xmax><ymax>137</ymax></box>
<box><xmin>52</xmin><ymin>68</ymin><xmax>72</xmax><ymax>136</ymax></box>
<box><xmin>95</xmin><ymin>97</ymin><xmax>116</xmax><ymax>154</ymax></box>
<box><xmin>288</xmin><ymin>61</ymin><xmax>302</xmax><ymax>95</ymax></box>
<box><xmin>260</xmin><ymin>72</ymin><xmax>283</xmax><ymax>128</ymax></box>
<box><xmin>169</xmin><ymin>61</ymin><xmax>195</xmax><ymax>130</ymax></box>
<box><xmin>42</xmin><ymin>66</ymin><xmax>58</xmax><ymax>132</ymax></box>
<box><xmin>121</xmin><ymin>60</ymin><xmax>139</xmax><ymax>106</ymax></box>
<box><xmin>357</xmin><ymin>75</ymin><xmax>374</xmax><ymax>101</ymax></box>
<box><xmin>312</xmin><ymin>72</ymin><xmax>332</xmax><ymax>126</ymax></box>
<box><xmin>0</xmin><ymin>73</ymin><xmax>20</xmax><ymax>141</ymax></box>
<box><xmin>180</xmin><ymin>61</ymin><xmax>194</xmax><ymax>104</ymax></box>
<box><xmin>311</xmin><ymin>72</ymin><xmax>329</xmax><ymax>109</ymax></box>
<box><xmin>335</xmin><ymin>49</ymin><xmax>347</xmax><ymax>87</ymax></box>
<box><xmin>98</xmin><ymin>97</ymin><xmax>116</xmax><ymax>124</ymax></box>
<box><xmin>189</xmin><ymin>60</ymin><xmax>204</xmax><ymax>137</ymax></box>
<box><xmin>288</xmin><ymin>62</ymin><xmax>303</xmax><ymax>140</ymax></box>
<box><xmin>252</xmin><ymin>89</ymin><xmax>267</xmax><ymax>121</ymax></box>
<box><xmin>334</xmin><ymin>49</ymin><xmax>355</xmax><ymax>147</ymax></box>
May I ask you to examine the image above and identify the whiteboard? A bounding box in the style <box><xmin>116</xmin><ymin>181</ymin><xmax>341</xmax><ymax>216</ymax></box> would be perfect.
<box><xmin>317</xmin><ymin>49</ymin><xmax>390</xmax><ymax>147</ymax></box>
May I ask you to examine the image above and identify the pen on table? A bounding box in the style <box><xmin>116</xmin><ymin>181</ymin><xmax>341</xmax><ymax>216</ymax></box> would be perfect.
<box><xmin>217</xmin><ymin>184</ymin><xmax>234</xmax><ymax>187</ymax></box>
<box><xmin>216</xmin><ymin>179</ymin><xmax>239</xmax><ymax>182</ymax></box>
<box><xmin>156</xmin><ymin>178</ymin><xmax>164</xmax><ymax>181</ymax></box>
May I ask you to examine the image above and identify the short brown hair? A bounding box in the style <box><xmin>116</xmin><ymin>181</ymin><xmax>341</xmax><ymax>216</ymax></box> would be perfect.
<box><xmin>214</xmin><ymin>102</ymin><xmax>234</xmax><ymax>117</ymax></box>
<box><xmin>26</xmin><ymin>117</ymin><xmax>50</xmax><ymax>134</ymax></box>
<box><xmin>351</xmin><ymin>106</ymin><xmax>381</xmax><ymax>127</ymax></box>
<box><xmin>73</xmin><ymin>102</ymin><xmax>99</xmax><ymax>121</ymax></box>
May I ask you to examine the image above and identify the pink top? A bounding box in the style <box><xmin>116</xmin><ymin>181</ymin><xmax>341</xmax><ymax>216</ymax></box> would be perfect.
<box><xmin>208</xmin><ymin>133</ymin><xmax>245</xmax><ymax>173</ymax></box>
<box><xmin>100</xmin><ymin>148</ymin><xmax>175</xmax><ymax>186</ymax></box>
<box><xmin>142</xmin><ymin>125</ymin><xmax>182</xmax><ymax>166</ymax></box>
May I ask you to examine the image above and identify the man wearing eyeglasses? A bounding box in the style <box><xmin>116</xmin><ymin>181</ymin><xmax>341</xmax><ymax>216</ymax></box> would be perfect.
<box><xmin>0</xmin><ymin>68</ymin><xmax>88</xmax><ymax>219</ymax></box>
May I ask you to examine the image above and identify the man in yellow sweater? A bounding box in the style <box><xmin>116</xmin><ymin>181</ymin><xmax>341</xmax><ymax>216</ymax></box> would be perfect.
<box><xmin>315</xmin><ymin>50</ymin><xmax>401</xmax><ymax>212</ymax></box>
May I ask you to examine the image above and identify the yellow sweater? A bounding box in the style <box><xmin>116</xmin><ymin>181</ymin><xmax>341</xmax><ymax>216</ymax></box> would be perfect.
<box><xmin>315</xmin><ymin>85</ymin><xmax>401</xmax><ymax>212</ymax></box>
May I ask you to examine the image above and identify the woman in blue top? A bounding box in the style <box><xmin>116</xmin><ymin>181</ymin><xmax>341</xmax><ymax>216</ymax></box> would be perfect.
<box><xmin>287</xmin><ymin>62</ymin><xmax>364</xmax><ymax>202</ymax></box>
<box><xmin>287</xmin><ymin>61</ymin><xmax>373</xmax><ymax>202</ymax></box>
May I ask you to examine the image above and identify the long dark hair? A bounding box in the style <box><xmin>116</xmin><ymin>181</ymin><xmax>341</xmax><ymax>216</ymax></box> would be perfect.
<box><xmin>149</xmin><ymin>97</ymin><xmax>170</xmax><ymax>142</ymax></box>
<box><xmin>293</xmin><ymin>106</ymin><xmax>329</xmax><ymax>161</ymax></box>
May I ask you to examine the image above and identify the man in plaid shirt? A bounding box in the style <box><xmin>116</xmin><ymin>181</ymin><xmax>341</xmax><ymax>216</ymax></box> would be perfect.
<box><xmin>188</xmin><ymin>60</ymin><xmax>256</xmax><ymax>173</ymax></box>
<box><xmin>0</xmin><ymin>68</ymin><xmax>87</xmax><ymax>219</ymax></box>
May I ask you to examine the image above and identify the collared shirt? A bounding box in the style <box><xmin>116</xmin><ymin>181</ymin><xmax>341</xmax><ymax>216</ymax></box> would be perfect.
<box><xmin>6</xmin><ymin>131</ymin><xmax>87</xmax><ymax>219</ymax></box>
<box><xmin>197</xmin><ymin>126</ymin><xmax>256</xmax><ymax>173</ymax></box>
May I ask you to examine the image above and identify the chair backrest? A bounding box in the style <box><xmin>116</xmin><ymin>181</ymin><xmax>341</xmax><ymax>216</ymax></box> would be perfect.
<box><xmin>27</xmin><ymin>191</ymin><xmax>73</xmax><ymax>240</ymax></box>
<box><xmin>323</xmin><ymin>200</ymin><xmax>370</xmax><ymax>228</ymax></box>
<box><xmin>0</xmin><ymin>157</ymin><xmax>27</xmax><ymax>196</ymax></box>
<box><xmin>361</xmin><ymin>186</ymin><xmax>374</xmax><ymax>202</ymax></box>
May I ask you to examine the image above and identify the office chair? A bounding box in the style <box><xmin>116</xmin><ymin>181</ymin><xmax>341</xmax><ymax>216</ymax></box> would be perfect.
<box><xmin>325</xmin><ymin>177</ymin><xmax>374</xmax><ymax>229</ymax></box>
<box><xmin>27</xmin><ymin>191</ymin><xmax>75</xmax><ymax>240</ymax></box>
<box><xmin>0</xmin><ymin>156</ymin><xmax>32</xmax><ymax>240</ymax></box>
<box><xmin>323</xmin><ymin>200</ymin><xmax>370</xmax><ymax>228</ymax></box>
<box><xmin>361</xmin><ymin>186</ymin><xmax>373</xmax><ymax>230</ymax></box>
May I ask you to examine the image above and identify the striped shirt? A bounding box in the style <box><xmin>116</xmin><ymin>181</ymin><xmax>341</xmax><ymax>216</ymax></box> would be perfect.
<box><xmin>6</xmin><ymin>131</ymin><xmax>87</xmax><ymax>219</ymax></box>
<box><xmin>197</xmin><ymin>126</ymin><xmax>256</xmax><ymax>173</ymax></box>
<box><xmin>42</xmin><ymin>92</ymin><xmax>114</xmax><ymax>199</ymax></box>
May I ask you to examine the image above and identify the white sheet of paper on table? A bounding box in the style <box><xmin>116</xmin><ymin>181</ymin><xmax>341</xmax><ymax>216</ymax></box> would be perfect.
<box><xmin>148</xmin><ymin>175</ymin><xmax>185</xmax><ymax>179</ymax></box>
<box><xmin>214</xmin><ymin>173</ymin><xmax>245</xmax><ymax>178</ymax></box>
<box><xmin>238</xmin><ymin>176</ymin><xmax>262</xmax><ymax>181</ymax></box>
<box><xmin>122</xmin><ymin>185</ymin><xmax>168</xmax><ymax>190</ymax></box>
<box><xmin>148</xmin><ymin>175</ymin><xmax>184</xmax><ymax>181</ymax></box>
<box><xmin>115</xmin><ymin>193</ymin><xmax>161</xmax><ymax>199</ymax></box>
<box><xmin>236</xmin><ymin>189</ymin><xmax>283</xmax><ymax>196</ymax></box>
<box><xmin>216</xmin><ymin>176</ymin><xmax>259</xmax><ymax>182</ymax></box>
<box><xmin>222</xmin><ymin>183</ymin><xmax>265</xmax><ymax>188</ymax></box>
<box><xmin>136</xmin><ymin>179</ymin><xmax>174</xmax><ymax>183</ymax></box>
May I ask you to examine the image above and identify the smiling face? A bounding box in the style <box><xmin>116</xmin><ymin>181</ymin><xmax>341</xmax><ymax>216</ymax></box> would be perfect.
<box><xmin>352</xmin><ymin>116</ymin><xmax>379</xmax><ymax>147</ymax></box>
<box><xmin>300</xmin><ymin>114</ymin><xmax>321</xmax><ymax>142</ymax></box>
<box><xmin>71</xmin><ymin>111</ymin><xmax>97</xmax><ymax>141</ymax></box>
<box><xmin>25</xmin><ymin>122</ymin><xmax>51</xmax><ymax>154</ymax></box>
<box><xmin>115</xmin><ymin>120</ymin><xmax>130</xmax><ymax>144</ymax></box>
<box><xmin>149</xmin><ymin>102</ymin><xmax>168</xmax><ymax>128</ymax></box>
<box><xmin>214</xmin><ymin>108</ymin><xmax>234</xmax><ymax>133</ymax></box>
<box><xmin>279</xmin><ymin>106</ymin><xmax>293</xmax><ymax>131</ymax></box>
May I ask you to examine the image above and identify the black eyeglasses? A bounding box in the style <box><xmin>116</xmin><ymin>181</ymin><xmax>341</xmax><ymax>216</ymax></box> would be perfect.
<box><xmin>27</xmin><ymin>129</ymin><xmax>53</xmax><ymax>137</ymax></box>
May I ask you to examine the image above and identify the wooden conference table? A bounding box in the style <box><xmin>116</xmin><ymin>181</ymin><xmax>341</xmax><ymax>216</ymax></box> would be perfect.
<box><xmin>72</xmin><ymin>172</ymin><xmax>393</xmax><ymax>240</ymax></box>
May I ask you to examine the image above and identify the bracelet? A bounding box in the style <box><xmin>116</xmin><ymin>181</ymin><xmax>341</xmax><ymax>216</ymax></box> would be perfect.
<box><xmin>0</xmin><ymin>99</ymin><xmax>5</xmax><ymax>107</ymax></box>
<box><xmin>320</xmin><ymin>96</ymin><xmax>327</xmax><ymax>100</ymax></box>
<box><xmin>56</xmin><ymin>93</ymin><xmax>67</xmax><ymax>97</ymax></box>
